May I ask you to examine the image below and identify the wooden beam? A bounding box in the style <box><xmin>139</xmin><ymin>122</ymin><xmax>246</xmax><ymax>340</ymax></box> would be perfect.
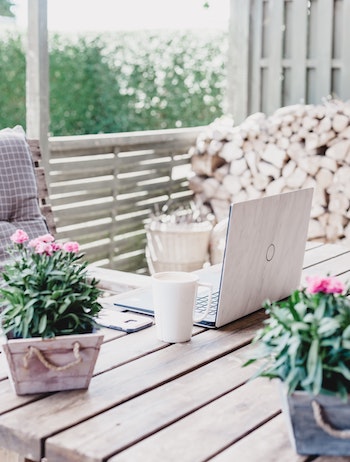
<box><xmin>26</xmin><ymin>0</ymin><xmax>50</xmax><ymax>180</ymax></box>
<box><xmin>226</xmin><ymin>0</ymin><xmax>251</xmax><ymax>124</ymax></box>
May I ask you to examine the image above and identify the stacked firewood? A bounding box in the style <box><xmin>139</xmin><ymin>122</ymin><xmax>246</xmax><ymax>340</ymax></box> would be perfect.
<box><xmin>189</xmin><ymin>100</ymin><xmax>350</xmax><ymax>245</ymax></box>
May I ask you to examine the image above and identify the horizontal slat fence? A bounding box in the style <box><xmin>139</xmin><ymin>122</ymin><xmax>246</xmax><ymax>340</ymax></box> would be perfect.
<box><xmin>228</xmin><ymin>0</ymin><xmax>350</xmax><ymax>124</ymax></box>
<box><xmin>49</xmin><ymin>127</ymin><xmax>203</xmax><ymax>274</ymax></box>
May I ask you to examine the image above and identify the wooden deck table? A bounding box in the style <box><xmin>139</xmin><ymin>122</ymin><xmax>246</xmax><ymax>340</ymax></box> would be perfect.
<box><xmin>1</xmin><ymin>242</ymin><xmax>350</xmax><ymax>462</ymax></box>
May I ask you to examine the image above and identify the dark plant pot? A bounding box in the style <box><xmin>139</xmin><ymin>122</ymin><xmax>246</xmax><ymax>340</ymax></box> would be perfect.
<box><xmin>279</xmin><ymin>382</ymin><xmax>350</xmax><ymax>455</ymax></box>
<box><xmin>1</xmin><ymin>332</ymin><xmax>103</xmax><ymax>395</ymax></box>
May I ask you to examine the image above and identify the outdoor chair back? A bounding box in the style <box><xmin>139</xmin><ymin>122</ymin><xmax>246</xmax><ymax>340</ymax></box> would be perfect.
<box><xmin>0</xmin><ymin>127</ymin><xmax>54</xmax><ymax>266</ymax></box>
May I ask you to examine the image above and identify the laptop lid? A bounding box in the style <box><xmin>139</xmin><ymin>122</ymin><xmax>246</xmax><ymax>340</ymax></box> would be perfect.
<box><xmin>212</xmin><ymin>187</ymin><xmax>313</xmax><ymax>327</ymax></box>
<box><xmin>112</xmin><ymin>188</ymin><xmax>313</xmax><ymax>328</ymax></box>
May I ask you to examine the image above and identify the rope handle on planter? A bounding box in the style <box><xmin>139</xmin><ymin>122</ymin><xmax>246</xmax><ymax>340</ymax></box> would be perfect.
<box><xmin>312</xmin><ymin>400</ymin><xmax>350</xmax><ymax>439</ymax></box>
<box><xmin>23</xmin><ymin>341</ymin><xmax>82</xmax><ymax>371</ymax></box>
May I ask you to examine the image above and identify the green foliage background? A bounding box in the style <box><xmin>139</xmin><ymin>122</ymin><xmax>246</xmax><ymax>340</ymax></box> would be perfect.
<box><xmin>0</xmin><ymin>30</ymin><xmax>227</xmax><ymax>135</ymax></box>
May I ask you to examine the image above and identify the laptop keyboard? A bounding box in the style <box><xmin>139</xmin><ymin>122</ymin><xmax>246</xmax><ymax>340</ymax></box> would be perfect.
<box><xmin>195</xmin><ymin>291</ymin><xmax>219</xmax><ymax>317</ymax></box>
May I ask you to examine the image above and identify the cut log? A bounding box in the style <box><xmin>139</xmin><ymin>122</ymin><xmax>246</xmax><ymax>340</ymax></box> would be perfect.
<box><xmin>258</xmin><ymin>161</ymin><xmax>281</xmax><ymax>180</ymax></box>
<box><xmin>287</xmin><ymin>142</ymin><xmax>305</xmax><ymax>160</ymax></box>
<box><xmin>285</xmin><ymin>167</ymin><xmax>307</xmax><ymax>189</ymax></box>
<box><xmin>326</xmin><ymin>213</ymin><xmax>346</xmax><ymax>241</ymax></box>
<box><xmin>319</xmin><ymin>129</ymin><xmax>336</xmax><ymax>145</ymax></box>
<box><xmin>310</xmin><ymin>204</ymin><xmax>326</xmax><ymax>218</ymax></box>
<box><xmin>261</xmin><ymin>143</ymin><xmax>287</xmax><ymax>168</ymax></box>
<box><xmin>339</xmin><ymin>125</ymin><xmax>350</xmax><ymax>139</ymax></box>
<box><xmin>317</xmin><ymin>116</ymin><xmax>332</xmax><ymax>133</ymax></box>
<box><xmin>252</xmin><ymin>173</ymin><xmax>269</xmax><ymax>191</ymax></box>
<box><xmin>188</xmin><ymin>175</ymin><xmax>204</xmax><ymax>193</ymax></box>
<box><xmin>265</xmin><ymin>177</ymin><xmax>286</xmax><ymax>195</ymax></box>
<box><xmin>282</xmin><ymin>159</ymin><xmax>296</xmax><ymax>178</ymax></box>
<box><xmin>298</xmin><ymin>156</ymin><xmax>319</xmax><ymax>176</ymax></box>
<box><xmin>201</xmin><ymin>177</ymin><xmax>220</xmax><ymax>198</ymax></box>
<box><xmin>281</xmin><ymin>125</ymin><xmax>292</xmax><ymax>138</ymax></box>
<box><xmin>230</xmin><ymin>157</ymin><xmax>248</xmax><ymax>176</ymax></box>
<box><xmin>240</xmin><ymin>170</ymin><xmax>252</xmax><ymax>188</ymax></box>
<box><xmin>315</xmin><ymin>168</ymin><xmax>333</xmax><ymax>190</ymax></box>
<box><xmin>328</xmin><ymin>193</ymin><xmax>349</xmax><ymax>214</ymax></box>
<box><xmin>302</xmin><ymin>116</ymin><xmax>318</xmax><ymax>130</ymax></box>
<box><xmin>245</xmin><ymin>185</ymin><xmax>262</xmax><ymax>199</ymax></box>
<box><xmin>308</xmin><ymin>219</ymin><xmax>325</xmax><ymax>239</ymax></box>
<box><xmin>213</xmin><ymin>164</ymin><xmax>230</xmax><ymax>182</ymax></box>
<box><xmin>245</xmin><ymin>150</ymin><xmax>258</xmax><ymax>175</ymax></box>
<box><xmin>191</xmin><ymin>154</ymin><xmax>226</xmax><ymax>177</ymax></box>
<box><xmin>326</xmin><ymin>140</ymin><xmax>350</xmax><ymax>161</ymax></box>
<box><xmin>332</xmin><ymin>113</ymin><xmax>349</xmax><ymax>133</ymax></box>
<box><xmin>319</xmin><ymin>156</ymin><xmax>337</xmax><ymax>172</ymax></box>
<box><xmin>220</xmin><ymin>141</ymin><xmax>243</xmax><ymax>162</ymax></box>
<box><xmin>222</xmin><ymin>174</ymin><xmax>242</xmax><ymax>196</ymax></box>
<box><xmin>304</xmin><ymin>132</ymin><xmax>319</xmax><ymax>151</ymax></box>
<box><xmin>250</xmin><ymin>138</ymin><xmax>266</xmax><ymax>153</ymax></box>
<box><xmin>276</xmin><ymin>136</ymin><xmax>290</xmax><ymax>150</ymax></box>
<box><xmin>207</xmin><ymin>139</ymin><xmax>223</xmax><ymax>156</ymax></box>
<box><xmin>333</xmin><ymin>166</ymin><xmax>350</xmax><ymax>187</ymax></box>
<box><xmin>314</xmin><ymin>186</ymin><xmax>327</xmax><ymax>207</ymax></box>
<box><xmin>210</xmin><ymin>198</ymin><xmax>231</xmax><ymax>222</ymax></box>
<box><xmin>214</xmin><ymin>184</ymin><xmax>231</xmax><ymax>200</ymax></box>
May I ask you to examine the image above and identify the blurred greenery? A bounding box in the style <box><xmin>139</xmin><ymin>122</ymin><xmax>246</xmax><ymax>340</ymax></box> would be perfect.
<box><xmin>0</xmin><ymin>30</ymin><xmax>227</xmax><ymax>135</ymax></box>
<box><xmin>0</xmin><ymin>0</ymin><xmax>14</xmax><ymax>17</ymax></box>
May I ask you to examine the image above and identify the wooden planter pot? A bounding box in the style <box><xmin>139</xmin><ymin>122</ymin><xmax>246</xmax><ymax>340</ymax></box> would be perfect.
<box><xmin>2</xmin><ymin>332</ymin><xmax>103</xmax><ymax>395</ymax></box>
<box><xmin>280</xmin><ymin>383</ymin><xmax>350</xmax><ymax>455</ymax></box>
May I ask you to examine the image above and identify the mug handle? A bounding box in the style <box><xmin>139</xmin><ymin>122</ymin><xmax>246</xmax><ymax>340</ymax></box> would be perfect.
<box><xmin>193</xmin><ymin>282</ymin><xmax>213</xmax><ymax>323</ymax></box>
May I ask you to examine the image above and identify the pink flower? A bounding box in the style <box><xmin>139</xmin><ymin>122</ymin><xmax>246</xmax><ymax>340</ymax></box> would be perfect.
<box><xmin>51</xmin><ymin>242</ymin><xmax>63</xmax><ymax>252</ymax></box>
<box><xmin>34</xmin><ymin>242</ymin><xmax>53</xmax><ymax>256</ymax></box>
<box><xmin>325</xmin><ymin>277</ymin><xmax>345</xmax><ymax>294</ymax></box>
<box><xmin>28</xmin><ymin>238</ymin><xmax>40</xmax><ymax>248</ymax></box>
<box><xmin>306</xmin><ymin>276</ymin><xmax>345</xmax><ymax>294</ymax></box>
<box><xmin>63</xmin><ymin>241</ymin><xmax>80</xmax><ymax>253</ymax></box>
<box><xmin>37</xmin><ymin>233</ymin><xmax>55</xmax><ymax>243</ymax></box>
<box><xmin>10</xmin><ymin>229</ymin><xmax>29</xmax><ymax>244</ymax></box>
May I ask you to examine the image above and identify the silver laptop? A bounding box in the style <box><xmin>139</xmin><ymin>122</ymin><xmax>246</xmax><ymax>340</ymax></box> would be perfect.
<box><xmin>112</xmin><ymin>188</ymin><xmax>313</xmax><ymax>328</ymax></box>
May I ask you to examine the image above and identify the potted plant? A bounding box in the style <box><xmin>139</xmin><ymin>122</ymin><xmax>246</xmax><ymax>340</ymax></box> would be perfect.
<box><xmin>0</xmin><ymin>229</ymin><xmax>104</xmax><ymax>395</ymax></box>
<box><xmin>146</xmin><ymin>199</ymin><xmax>215</xmax><ymax>273</ymax></box>
<box><xmin>245</xmin><ymin>275</ymin><xmax>350</xmax><ymax>456</ymax></box>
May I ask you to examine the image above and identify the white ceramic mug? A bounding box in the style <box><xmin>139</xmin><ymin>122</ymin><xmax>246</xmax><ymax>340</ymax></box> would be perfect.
<box><xmin>151</xmin><ymin>271</ymin><xmax>213</xmax><ymax>343</ymax></box>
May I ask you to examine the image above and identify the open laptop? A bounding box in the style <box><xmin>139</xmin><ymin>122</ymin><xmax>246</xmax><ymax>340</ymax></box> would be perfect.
<box><xmin>111</xmin><ymin>188</ymin><xmax>313</xmax><ymax>328</ymax></box>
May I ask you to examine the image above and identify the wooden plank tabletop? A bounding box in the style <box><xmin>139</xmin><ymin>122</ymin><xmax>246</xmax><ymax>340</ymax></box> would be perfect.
<box><xmin>0</xmin><ymin>243</ymin><xmax>350</xmax><ymax>462</ymax></box>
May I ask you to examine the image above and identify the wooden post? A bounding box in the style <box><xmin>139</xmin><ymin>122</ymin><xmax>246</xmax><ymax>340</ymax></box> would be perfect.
<box><xmin>26</xmin><ymin>0</ymin><xmax>50</xmax><ymax>181</ymax></box>
<box><xmin>226</xmin><ymin>0</ymin><xmax>251</xmax><ymax>124</ymax></box>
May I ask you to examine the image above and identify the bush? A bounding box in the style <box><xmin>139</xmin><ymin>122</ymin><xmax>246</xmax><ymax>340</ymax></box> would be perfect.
<box><xmin>0</xmin><ymin>30</ymin><xmax>227</xmax><ymax>135</ymax></box>
<box><xmin>0</xmin><ymin>33</ymin><xmax>26</xmax><ymax>130</ymax></box>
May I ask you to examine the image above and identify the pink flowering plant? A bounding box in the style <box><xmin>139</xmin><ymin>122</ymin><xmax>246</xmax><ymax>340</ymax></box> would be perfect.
<box><xmin>245</xmin><ymin>275</ymin><xmax>350</xmax><ymax>400</ymax></box>
<box><xmin>0</xmin><ymin>229</ymin><xmax>102</xmax><ymax>339</ymax></box>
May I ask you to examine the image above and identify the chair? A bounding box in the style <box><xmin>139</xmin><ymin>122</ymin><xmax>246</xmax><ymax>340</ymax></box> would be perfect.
<box><xmin>0</xmin><ymin>127</ymin><xmax>53</xmax><ymax>266</ymax></box>
<box><xmin>27</xmin><ymin>139</ymin><xmax>56</xmax><ymax>236</ymax></box>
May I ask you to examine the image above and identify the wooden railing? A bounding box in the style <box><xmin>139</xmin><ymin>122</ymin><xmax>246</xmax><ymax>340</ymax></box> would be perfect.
<box><xmin>49</xmin><ymin>127</ymin><xmax>203</xmax><ymax>274</ymax></box>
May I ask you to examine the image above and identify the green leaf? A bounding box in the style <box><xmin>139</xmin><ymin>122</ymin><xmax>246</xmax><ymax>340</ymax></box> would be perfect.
<box><xmin>38</xmin><ymin>314</ymin><xmax>47</xmax><ymax>334</ymax></box>
<box><xmin>306</xmin><ymin>338</ymin><xmax>319</xmax><ymax>381</ymax></box>
<box><xmin>318</xmin><ymin>318</ymin><xmax>340</xmax><ymax>337</ymax></box>
<box><xmin>314</xmin><ymin>297</ymin><xmax>327</xmax><ymax>320</ymax></box>
<box><xmin>332</xmin><ymin>362</ymin><xmax>350</xmax><ymax>381</ymax></box>
<box><xmin>343</xmin><ymin>324</ymin><xmax>350</xmax><ymax>339</ymax></box>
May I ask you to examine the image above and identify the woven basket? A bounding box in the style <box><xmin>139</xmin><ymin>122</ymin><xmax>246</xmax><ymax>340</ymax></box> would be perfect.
<box><xmin>146</xmin><ymin>221</ymin><xmax>213</xmax><ymax>274</ymax></box>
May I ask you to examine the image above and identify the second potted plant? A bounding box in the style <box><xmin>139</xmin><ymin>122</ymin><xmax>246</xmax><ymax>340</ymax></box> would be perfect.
<box><xmin>0</xmin><ymin>229</ymin><xmax>104</xmax><ymax>395</ymax></box>
<box><xmin>245</xmin><ymin>275</ymin><xmax>350</xmax><ymax>455</ymax></box>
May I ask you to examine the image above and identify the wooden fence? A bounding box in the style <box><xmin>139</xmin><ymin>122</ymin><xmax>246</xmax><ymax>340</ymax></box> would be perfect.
<box><xmin>48</xmin><ymin>127</ymin><xmax>202</xmax><ymax>274</ymax></box>
<box><xmin>228</xmin><ymin>0</ymin><xmax>350</xmax><ymax>124</ymax></box>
